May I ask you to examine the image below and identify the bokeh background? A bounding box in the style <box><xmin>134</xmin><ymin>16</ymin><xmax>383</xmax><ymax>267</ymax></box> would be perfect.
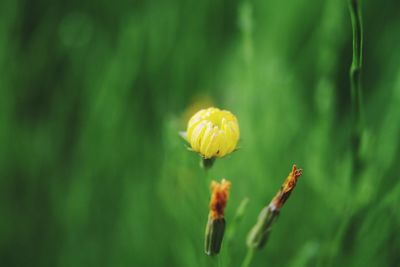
<box><xmin>1</xmin><ymin>0</ymin><xmax>400</xmax><ymax>266</ymax></box>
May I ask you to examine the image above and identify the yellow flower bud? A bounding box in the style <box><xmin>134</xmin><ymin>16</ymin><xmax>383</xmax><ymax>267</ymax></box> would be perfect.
<box><xmin>186</xmin><ymin>107</ymin><xmax>240</xmax><ymax>159</ymax></box>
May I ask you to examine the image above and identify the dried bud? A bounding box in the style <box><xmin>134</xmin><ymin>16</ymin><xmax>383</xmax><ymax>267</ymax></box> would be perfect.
<box><xmin>205</xmin><ymin>179</ymin><xmax>231</xmax><ymax>255</ymax></box>
<box><xmin>271</xmin><ymin>165</ymin><xmax>302</xmax><ymax>210</ymax></box>
<box><xmin>247</xmin><ymin>165</ymin><xmax>302</xmax><ymax>249</ymax></box>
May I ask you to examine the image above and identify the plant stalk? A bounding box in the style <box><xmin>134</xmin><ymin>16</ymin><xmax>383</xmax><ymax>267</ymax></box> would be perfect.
<box><xmin>241</xmin><ymin>248</ymin><xmax>254</xmax><ymax>267</ymax></box>
<box><xmin>348</xmin><ymin>0</ymin><xmax>364</xmax><ymax>179</ymax></box>
<box><xmin>325</xmin><ymin>2</ymin><xmax>365</xmax><ymax>266</ymax></box>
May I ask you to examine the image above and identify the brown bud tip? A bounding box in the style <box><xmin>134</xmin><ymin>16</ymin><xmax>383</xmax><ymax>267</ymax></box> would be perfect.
<box><xmin>272</xmin><ymin>164</ymin><xmax>303</xmax><ymax>209</ymax></box>
<box><xmin>209</xmin><ymin>179</ymin><xmax>231</xmax><ymax>220</ymax></box>
<box><xmin>282</xmin><ymin>165</ymin><xmax>302</xmax><ymax>193</ymax></box>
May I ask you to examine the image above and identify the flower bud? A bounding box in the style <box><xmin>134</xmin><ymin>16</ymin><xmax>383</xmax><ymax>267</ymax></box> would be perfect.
<box><xmin>185</xmin><ymin>107</ymin><xmax>240</xmax><ymax>159</ymax></box>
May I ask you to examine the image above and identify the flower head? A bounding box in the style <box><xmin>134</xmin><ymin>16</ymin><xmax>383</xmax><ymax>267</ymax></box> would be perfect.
<box><xmin>186</xmin><ymin>107</ymin><xmax>240</xmax><ymax>159</ymax></box>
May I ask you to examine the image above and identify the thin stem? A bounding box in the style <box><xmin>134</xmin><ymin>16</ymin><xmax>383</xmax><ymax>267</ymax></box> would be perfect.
<box><xmin>323</xmin><ymin>2</ymin><xmax>364</xmax><ymax>266</ymax></box>
<box><xmin>241</xmin><ymin>248</ymin><xmax>255</xmax><ymax>267</ymax></box>
<box><xmin>217</xmin><ymin>254</ymin><xmax>222</xmax><ymax>267</ymax></box>
<box><xmin>348</xmin><ymin>0</ymin><xmax>364</xmax><ymax>179</ymax></box>
<box><xmin>224</xmin><ymin>198</ymin><xmax>249</xmax><ymax>267</ymax></box>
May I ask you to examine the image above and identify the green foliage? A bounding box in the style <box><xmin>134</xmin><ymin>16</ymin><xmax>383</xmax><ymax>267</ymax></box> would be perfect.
<box><xmin>1</xmin><ymin>0</ymin><xmax>400</xmax><ymax>266</ymax></box>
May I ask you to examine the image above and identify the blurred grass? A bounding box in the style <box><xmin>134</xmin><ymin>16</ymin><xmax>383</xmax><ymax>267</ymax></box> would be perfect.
<box><xmin>1</xmin><ymin>0</ymin><xmax>400</xmax><ymax>266</ymax></box>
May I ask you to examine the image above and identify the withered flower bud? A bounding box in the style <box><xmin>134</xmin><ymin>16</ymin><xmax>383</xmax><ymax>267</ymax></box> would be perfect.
<box><xmin>247</xmin><ymin>165</ymin><xmax>302</xmax><ymax>249</ymax></box>
<box><xmin>205</xmin><ymin>179</ymin><xmax>231</xmax><ymax>256</ymax></box>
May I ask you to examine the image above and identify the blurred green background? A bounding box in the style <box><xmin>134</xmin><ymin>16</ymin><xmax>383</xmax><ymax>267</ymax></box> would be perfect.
<box><xmin>1</xmin><ymin>0</ymin><xmax>400</xmax><ymax>266</ymax></box>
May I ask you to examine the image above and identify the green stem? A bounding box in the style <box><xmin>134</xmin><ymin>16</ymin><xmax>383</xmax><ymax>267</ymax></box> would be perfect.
<box><xmin>217</xmin><ymin>254</ymin><xmax>222</xmax><ymax>267</ymax></box>
<box><xmin>348</xmin><ymin>0</ymin><xmax>364</xmax><ymax>179</ymax></box>
<box><xmin>241</xmin><ymin>248</ymin><xmax>255</xmax><ymax>267</ymax></box>
<box><xmin>201</xmin><ymin>157</ymin><xmax>216</xmax><ymax>170</ymax></box>
<box><xmin>323</xmin><ymin>2</ymin><xmax>364</xmax><ymax>266</ymax></box>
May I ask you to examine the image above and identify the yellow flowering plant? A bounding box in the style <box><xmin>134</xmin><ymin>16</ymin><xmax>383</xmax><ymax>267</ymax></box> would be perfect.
<box><xmin>180</xmin><ymin>106</ymin><xmax>303</xmax><ymax>263</ymax></box>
